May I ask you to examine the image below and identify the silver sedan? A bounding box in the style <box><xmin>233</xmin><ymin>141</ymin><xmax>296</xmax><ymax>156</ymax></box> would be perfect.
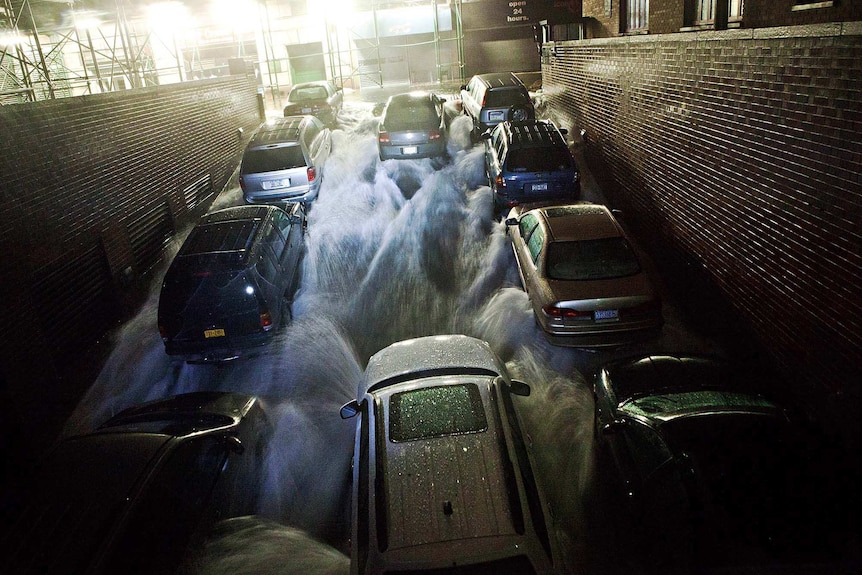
<box><xmin>506</xmin><ymin>202</ymin><xmax>663</xmax><ymax>347</ymax></box>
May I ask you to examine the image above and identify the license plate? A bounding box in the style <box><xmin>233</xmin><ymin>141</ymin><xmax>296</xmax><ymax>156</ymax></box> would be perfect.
<box><xmin>594</xmin><ymin>310</ymin><xmax>619</xmax><ymax>321</ymax></box>
<box><xmin>204</xmin><ymin>328</ymin><xmax>226</xmax><ymax>338</ymax></box>
<box><xmin>301</xmin><ymin>107</ymin><xmax>312</xmax><ymax>113</ymax></box>
<box><xmin>402</xmin><ymin>146</ymin><xmax>418</xmax><ymax>155</ymax></box>
<box><xmin>532</xmin><ymin>183</ymin><xmax>548</xmax><ymax>192</ymax></box>
<box><xmin>262</xmin><ymin>178</ymin><xmax>289</xmax><ymax>190</ymax></box>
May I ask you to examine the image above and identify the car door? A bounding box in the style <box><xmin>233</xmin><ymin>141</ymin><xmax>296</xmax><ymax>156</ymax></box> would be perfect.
<box><xmin>273</xmin><ymin>204</ymin><xmax>304</xmax><ymax>293</ymax></box>
<box><xmin>512</xmin><ymin>213</ymin><xmax>540</xmax><ymax>292</ymax></box>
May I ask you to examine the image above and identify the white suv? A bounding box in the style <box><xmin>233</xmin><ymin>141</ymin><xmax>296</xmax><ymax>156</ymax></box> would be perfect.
<box><xmin>460</xmin><ymin>72</ymin><xmax>535</xmax><ymax>137</ymax></box>
<box><xmin>340</xmin><ymin>335</ymin><xmax>559</xmax><ymax>575</ymax></box>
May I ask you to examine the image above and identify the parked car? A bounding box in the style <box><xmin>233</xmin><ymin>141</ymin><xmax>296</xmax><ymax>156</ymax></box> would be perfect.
<box><xmin>482</xmin><ymin>119</ymin><xmax>580</xmax><ymax>212</ymax></box>
<box><xmin>592</xmin><ymin>354</ymin><xmax>857</xmax><ymax>574</ymax></box>
<box><xmin>1</xmin><ymin>392</ymin><xmax>272</xmax><ymax>575</ymax></box>
<box><xmin>377</xmin><ymin>91</ymin><xmax>447</xmax><ymax>161</ymax></box>
<box><xmin>239</xmin><ymin>115</ymin><xmax>332</xmax><ymax>204</ymax></box>
<box><xmin>158</xmin><ymin>203</ymin><xmax>305</xmax><ymax>363</ymax></box>
<box><xmin>340</xmin><ymin>335</ymin><xmax>558</xmax><ymax>575</ymax></box>
<box><xmin>282</xmin><ymin>80</ymin><xmax>343</xmax><ymax>127</ymax></box>
<box><xmin>460</xmin><ymin>72</ymin><xmax>535</xmax><ymax>137</ymax></box>
<box><xmin>505</xmin><ymin>203</ymin><xmax>662</xmax><ymax>347</ymax></box>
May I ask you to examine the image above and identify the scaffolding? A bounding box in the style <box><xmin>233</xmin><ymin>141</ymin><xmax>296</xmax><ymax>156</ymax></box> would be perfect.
<box><xmin>1</xmin><ymin>0</ymin><xmax>465</xmax><ymax>106</ymax></box>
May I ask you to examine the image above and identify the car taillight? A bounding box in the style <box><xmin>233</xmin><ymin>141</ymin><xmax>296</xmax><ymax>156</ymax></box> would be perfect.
<box><xmin>260</xmin><ymin>311</ymin><xmax>274</xmax><ymax>331</ymax></box>
<box><xmin>378</xmin><ymin>130</ymin><xmax>390</xmax><ymax>143</ymax></box>
<box><xmin>307</xmin><ymin>166</ymin><xmax>317</xmax><ymax>182</ymax></box>
<box><xmin>495</xmin><ymin>174</ymin><xmax>505</xmax><ymax>188</ymax></box>
<box><xmin>429</xmin><ymin>128</ymin><xmax>441</xmax><ymax>140</ymax></box>
<box><xmin>239</xmin><ymin>175</ymin><xmax>246</xmax><ymax>191</ymax></box>
<box><xmin>542</xmin><ymin>304</ymin><xmax>592</xmax><ymax>320</ymax></box>
<box><xmin>619</xmin><ymin>299</ymin><xmax>661</xmax><ymax>318</ymax></box>
<box><xmin>158</xmin><ymin>324</ymin><xmax>168</xmax><ymax>340</ymax></box>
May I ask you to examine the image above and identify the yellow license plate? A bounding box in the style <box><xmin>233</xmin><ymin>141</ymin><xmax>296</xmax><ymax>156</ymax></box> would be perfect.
<box><xmin>204</xmin><ymin>328</ymin><xmax>226</xmax><ymax>338</ymax></box>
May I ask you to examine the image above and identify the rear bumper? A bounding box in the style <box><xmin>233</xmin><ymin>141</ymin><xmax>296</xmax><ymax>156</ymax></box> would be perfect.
<box><xmin>379</xmin><ymin>139</ymin><xmax>446</xmax><ymax>160</ymax></box>
<box><xmin>164</xmin><ymin>332</ymin><xmax>272</xmax><ymax>363</ymax></box>
<box><xmin>244</xmin><ymin>181</ymin><xmax>320</xmax><ymax>204</ymax></box>
<box><xmin>538</xmin><ymin>318</ymin><xmax>663</xmax><ymax>348</ymax></box>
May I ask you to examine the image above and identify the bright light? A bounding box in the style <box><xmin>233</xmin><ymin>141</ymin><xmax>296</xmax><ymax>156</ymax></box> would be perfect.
<box><xmin>0</xmin><ymin>31</ymin><xmax>26</xmax><ymax>47</ymax></box>
<box><xmin>309</xmin><ymin>0</ymin><xmax>356</xmax><ymax>25</ymax></box>
<box><xmin>145</xmin><ymin>2</ymin><xmax>193</xmax><ymax>37</ymax></box>
<box><xmin>72</xmin><ymin>10</ymin><xmax>103</xmax><ymax>31</ymax></box>
<box><xmin>210</xmin><ymin>0</ymin><xmax>259</xmax><ymax>34</ymax></box>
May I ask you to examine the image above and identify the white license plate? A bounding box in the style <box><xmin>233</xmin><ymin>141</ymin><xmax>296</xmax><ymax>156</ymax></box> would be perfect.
<box><xmin>402</xmin><ymin>146</ymin><xmax>418</xmax><ymax>154</ymax></box>
<box><xmin>594</xmin><ymin>309</ymin><xmax>619</xmax><ymax>321</ymax></box>
<box><xmin>301</xmin><ymin>107</ymin><xmax>312</xmax><ymax>113</ymax></box>
<box><xmin>262</xmin><ymin>178</ymin><xmax>290</xmax><ymax>190</ymax></box>
<box><xmin>532</xmin><ymin>183</ymin><xmax>548</xmax><ymax>192</ymax></box>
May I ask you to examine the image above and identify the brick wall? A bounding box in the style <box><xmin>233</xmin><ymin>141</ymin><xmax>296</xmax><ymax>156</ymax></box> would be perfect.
<box><xmin>542</xmin><ymin>23</ymin><xmax>862</xmax><ymax>440</ymax></box>
<box><xmin>0</xmin><ymin>76</ymin><xmax>262</xmax><ymax>450</ymax></box>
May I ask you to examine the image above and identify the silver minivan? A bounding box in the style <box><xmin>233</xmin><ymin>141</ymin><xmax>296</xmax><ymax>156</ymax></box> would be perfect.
<box><xmin>239</xmin><ymin>115</ymin><xmax>332</xmax><ymax>204</ymax></box>
<box><xmin>340</xmin><ymin>335</ymin><xmax>559</xmax><ymax>575</ymax></box>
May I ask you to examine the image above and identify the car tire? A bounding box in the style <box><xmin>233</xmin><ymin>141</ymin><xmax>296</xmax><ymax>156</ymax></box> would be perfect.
<box><xmin>509</xmin><ymin>105</ymin><xmax>530</xmax><ymax>122</ymax></box>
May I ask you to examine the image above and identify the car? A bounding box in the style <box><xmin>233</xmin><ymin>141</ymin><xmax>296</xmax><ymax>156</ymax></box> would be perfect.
<box><xmin>460</xmin><ymin>72</ymin><xmax>535</xmax><ymax>137</ymax></box>
<box><xmin>505</xmin><ymin>203</ymin><xmax>662</xmax><ymax>347</ymax></box>
<box><xmin>592</xmin><ymin>354</ymin><xmax>857</xmax><ymax>574</ymax></box>
<box><xmin>339</xmin><ymin>335</ymin><xmax>558</xmax><ymax>575</ymax></box>
<box><xmin>377</xmin><ymin>91</ymin><xmax>447</xmax><ymax>161</ymax></box>
<box><xmin>239</xmin><ymin>115</ymin><xmax>332</xmax><ymax>205</ymax></box>
<box><xmin>482</xmin><ymin>119</ymin><xmax>580</xmax><ymax>211</ymax></box>
<box><xmin>158</xmin><ymin>203</ymin><xmax>305</xmax><ymax>363</ymax></box>
<box><xmin>282</xmin><ymin>80</ymin><xmax>343</xmax><ymax>127</ymax></box>
<box><xmin>1</xmin><ymin>392</ymin><xmax>272</xmax><ymax>575</ymax></box>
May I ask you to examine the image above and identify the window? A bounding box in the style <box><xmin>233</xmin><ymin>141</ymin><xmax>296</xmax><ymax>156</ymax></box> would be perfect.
<box><xmin>527</xmin><ymin>225</ymin><xmax>545</xmax><ymax>264</ymax></box>
<box><xmin>389</xmin><ymin>384</ymin><xmax>488</xmax><ymax>442</ymax></box>
<box><xmin>694</xmin><ymin>0</ymin><xmax>716</xmax><ymax>26</ymax></box>
<box><xmin>626</xmin><ymin>0</ymin><xmax>649</xmax><ymax>32</ymax></box>
<box><xmin>690</xmin><ymin>0</ymin><xmax>744</xmax><ymax>28</ymax></box>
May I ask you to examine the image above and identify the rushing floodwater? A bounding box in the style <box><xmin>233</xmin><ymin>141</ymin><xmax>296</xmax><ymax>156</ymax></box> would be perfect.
<box><xmin>64</xmin><ymin>100</ymin><xmax>723</xmax><ymax>574</ymax></box>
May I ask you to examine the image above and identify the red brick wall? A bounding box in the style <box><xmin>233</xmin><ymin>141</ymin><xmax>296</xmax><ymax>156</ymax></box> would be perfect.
<box><xmin>542</xmin><ymin>24</ymin><xmax>862</xmax><ymax>437</ymax></box>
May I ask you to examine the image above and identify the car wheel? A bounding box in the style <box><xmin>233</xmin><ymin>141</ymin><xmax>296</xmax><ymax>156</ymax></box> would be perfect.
<box><xmin>509</xmin><ymin>105</ymin><xmax>530</xmax><ymax>122</ymax></box>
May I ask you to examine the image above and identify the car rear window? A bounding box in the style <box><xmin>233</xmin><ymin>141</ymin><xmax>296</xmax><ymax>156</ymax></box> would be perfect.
<box><xmin>485</xmin><ymin>87</ymin><xmax>530</xmax><ymax>107</ymax></box>
<box><xmin>506</xmin><ymin>146</ymin><xmax>572</xmax><ymax>172</ymax></box>
<box><xmin>389</xmin><ymin>383</ymin><xmax>487</xmax><ymax>442</ymax></box>
<box><xmin>290</xmin><ymin>86</ymin><xmax>328</xmax><ymax>101</ymax></box>
<box><xmin>545</xmin><ymin>238</ymin><xmax>641</xmax><ymax>280</ymax></box>
<box><xmin>384</xmin><ymin>101</ymin><xmax>439</xmax><ymax>130</ymax></box>
<box><xmin>241</xmin><ymin>145</ymin><xmax>306</xmax><ymax>174</ymax></box>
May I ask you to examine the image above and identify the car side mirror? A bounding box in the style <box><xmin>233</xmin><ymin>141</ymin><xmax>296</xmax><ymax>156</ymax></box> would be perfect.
<box><xmin>340</xmin><ymin>400</ymin><xmax>360</xmax><ymax>419</ymax></box>
<box><xmin>479</xmin><ymin>131</ymin><xmax>491</xmax><ymax>141</ymax></box>
<box><xmin>559</xmin><ymin>128</ymin><xmax>569</xmax><ymax>136</ymax></box>
<box><xmin>460</xmin><ymin>84</ymin><xmax>467</xmax><ymax>91</ymax></box>
<box><xmin>505</xmin><ymin>217</ymin><xmax>518</xmax><ymax>226</ymax></box>
<box><xmin>509</xmin><ymin>379</ymin><xmax>531</xmax><ymax>397</ymax></box>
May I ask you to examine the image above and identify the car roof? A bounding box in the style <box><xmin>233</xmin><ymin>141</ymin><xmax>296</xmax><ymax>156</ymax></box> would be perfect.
<box><xmin>376</xmin><ymin>377</ymin><xmax>524</xmax><ymax>552</ymax></box>
<box><xmin>386</xmin><ymin>91</ymin><xmax>437</xmax><ymax>107</ymax></box>
<box><xmin>290</xmin><ymin>80</ymin><xmax>332</xmax><ymax>90</ymax></box>
<box><xmin>532</xmin><ymin>203</ymin><xmax>623</xmax><ymax>242</ymax></box>
<box><xmin>249</xmin><ymin>116</ymin><xmax>309</xmax><ymax>145</ymax></box>
<box><xmin>500</xmin><ymin>120</ymin><xmax>565</xmax><ymax>148</ymax></box>
<box><xmin>361</xmin><ymin>335</ymin><xmax>504</xmax><ymax>397</ymax></box>
<box><xmin>175</xmin><ymin>205</ymin><xmax>274</xmax><ymax>264</ymax></box>
<box><xmin>474</xmin><ymin>71</ymin><xmax>525</xmax><ymax>88</ymax></box>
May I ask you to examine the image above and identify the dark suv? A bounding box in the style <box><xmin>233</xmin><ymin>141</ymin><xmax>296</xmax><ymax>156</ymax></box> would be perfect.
<box><xmin>482</xmin><ymin>119</ymin><xmax>580</xmax><ymax>212</ymax></box>
<box><xmin>158</xmin><ymin>204</ymin><xmax>305</xmax><ymax>363</ymax></box>
<box><xmin>460</xmin><ymin>72</ymin><xmax>535</xmax><ymax>136</ymax></box>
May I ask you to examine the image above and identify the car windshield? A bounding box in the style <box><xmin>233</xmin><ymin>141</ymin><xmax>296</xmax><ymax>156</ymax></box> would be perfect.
<box><xmin>485</xmin><ymin>87</ymin><xmax>530</xmax><ymax>107</ymax></box>
<box><xmin>385</xmin><ymin>102</ymin><xmax>439</xmax><ymax>130</ymax></box>
<box><xmin>389</xmin><ymin>383</ymin><xmax>487</xmax><ymax>442</ymax></box>
<box><xmin>289</xmin><ymin>86</ymin><xmax>328</xmax><ymax>101</ymax></box>
<box><xmin>506</xmin><ymin>147</ymin><xmax>572</xmax><ymax>172</ymax></box>
<box><xmin>545</xmin><ymin>238</ymin><xmax>641</xmax><ymax>280</ymax></box>
<box><xmin>241</xmin><ymin>145</ymin><xmax>306</xmax><ymax>173</ymax></box>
